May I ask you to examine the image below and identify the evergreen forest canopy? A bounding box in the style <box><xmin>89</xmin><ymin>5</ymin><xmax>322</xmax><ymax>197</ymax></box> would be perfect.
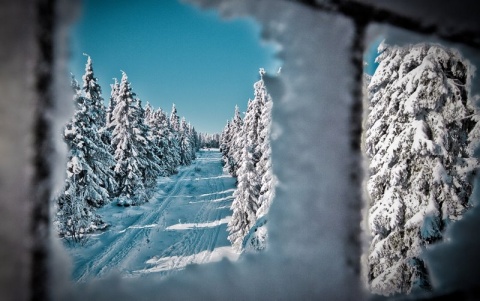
<box><xmin>54</xmin><ymin>56</ymin><xmax>276</xmax><ymax>256</ymax></box>
<box><xmin>220</xmin><ymin>68</ymin><xmax>276</xmax><ymax>251</ymax></box>
<box><xmin>55</xmin><ymin>56</ymin><xmax>221</xmax><ymax>243</ymax></box>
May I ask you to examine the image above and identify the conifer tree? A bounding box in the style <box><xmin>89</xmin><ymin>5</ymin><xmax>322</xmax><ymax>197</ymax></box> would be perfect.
<box><xmin>228</xmin><ymin>69</ymin><xmax>272</xmax><ymax>250</ymax></box>
<box><xmin>132</xmin><ymin>97</ymin><xmax>164</xmax><ymax>198</ymax></box>
<box><xmin>56</xmin><ymin>75</ymin><xmax>110</xmax><ymax>242</ymax></box>
<box><xmin>228</xmin><ymin>105</ymin><xmax>244</xmax><ymax>176</ymax></box>
<box><xmin>256</xmin><ymin>75</ymin><xmax>276</xmax><ymax>218</ymax></box>
<box><xmin>79</xmin><ymin>56</ymin><xmax>118</xmax><ymax>198</ymax></box>
<box><xmin>106</xmin><ymin>78</ymin><xmax>119</xmax><ymax>130</ymax></box>
<box><xmin>188</xmin><ymin>123</ymin><xmax>198</xmax><ymax>158</ymax></box>
<box><xmin>110</xmin><ymin>72</ymin><xmax>148</xmax><ymax>206</ymax></box>
<box><xmin>366</xmin><ymin>43</ymin><xmax>478</xmax><ymax>295</ymax></box>
<box><xmin>169</xmin><ymin>103</ymin><xmax>180</xmax><ymax>132</ymax></box>
<box><xmin>227</xmin><ymin>120</ymin><xmax>260</xmax><ymax>249</ymax></box>
<box><xmin>152</xmin><ymin>108</ymin><xmax>178</xmax><ymax>175</ymax></box>
<box><xmin>179</xmin><ymin>117</ymin><xmax>193</xmax><ymax>165</ymax></box>
<box><xmin>220</xmin><ymin>120</ymin><xmax>232</xmax><ymax>164</ymax></box>
<box><xmin>168</xmin><ymin>104</ymin><xmax>182</xmax><ymax>168</ymax></box>
<box><xmin>83</xmin><ymin>55</ymin><xmax>106</xmax><ymax>127</ymax></box>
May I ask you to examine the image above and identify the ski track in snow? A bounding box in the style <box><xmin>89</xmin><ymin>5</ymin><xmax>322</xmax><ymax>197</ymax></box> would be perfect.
<box><xmin>71</xmin><ymin>150</ymin><xmax>239</xmax><ymax>281</ymax></box>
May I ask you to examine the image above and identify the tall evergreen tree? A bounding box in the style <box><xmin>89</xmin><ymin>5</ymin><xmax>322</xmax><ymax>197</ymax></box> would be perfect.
<box><xmin>366</xmin><ymin>43</ymin><xmax>478</xmax><ymax>295</ymax></box>
<box><xmin>228</xmin><ymin>105</ymin><xmax>244</xmax><ymax>177</ymax></box>
<box><xmin>79</xmin><ymin>56</ymin><xmax>118</xmax><ymax>197</ymax></box>
<box><xmin>82</xmin><ymin>55</ymin><xmax>106</xmax><ymax>127</ymax></box>
<box><xmin>228</xmin><ymin>69</ymin><xmax>272</xmax><ymax>251</ymax></box>
<box><xmin>220</xmin><ymin>120</ymin><xmax>232</xmax><ymax>165</ymax></box>
<box><xmin>187</xmin><ymin>123</ymin><xmax>198</xmax><ymax>159</ymax></box>
<box><xmin>227</xmin><ymin>118</ymin><xmax>260</xmax><ymax>250</ymax></box>
<box><xmin>110</xmin><ymin>72</ymin><xmax>149</xmax><ymax>206</ymax></box>
<box><xmin>106</xmin><ymin>78</ymin><xmax>119</xmax><ymax>130</ymax></box>
<box><xmin>169</xmin><ymin>103</ymin><xmax>180</xmax><ymax>132</ymax></box>
<box><xmin>179</xmin><ymin>117</ymin><xmax>193</xmax><ymax>165</ymax></box>
<box><xmin>256</xmin><ymin>74</ymin><xmax>275</xmax><ymax>218</ymax></box>
<box><xmin>168</xmin><ymin>104</ymin><xmax>182</xmax><ymax>169</ymax></box>
<box><xmin>153</xmin><ymin>108</ymin><xmax>178</xmax><ymax>175</ymax></box>
<box><xmin>56</xmin><ymin>75</ymin><xmax>111</xmax><ymax>242</ymax></box>
<box><xmin>132</xmin><ymin>97</ymin><xmax>164</xmax><ymax>198</ymax></box>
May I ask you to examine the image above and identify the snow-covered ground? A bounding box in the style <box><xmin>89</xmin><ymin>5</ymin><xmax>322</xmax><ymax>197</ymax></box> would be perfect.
<box><xmin>67</xmin><ymin>149</ymin><xmax>240</xmax><ymax>281</ymax></box>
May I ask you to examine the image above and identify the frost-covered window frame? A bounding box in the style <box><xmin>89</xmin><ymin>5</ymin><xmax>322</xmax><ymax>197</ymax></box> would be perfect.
<box><xmin>2</xmin><ymin>0</ymin><xmax>478</xmax><ymax>301</ymax></box>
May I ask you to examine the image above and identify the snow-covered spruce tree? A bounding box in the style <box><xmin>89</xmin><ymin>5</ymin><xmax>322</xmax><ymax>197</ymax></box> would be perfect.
<box><xmin>144</xmin><ymin>102</ymin><xmax>168</xmax><ymax>177</ymax></box>
<box><xmin>227</xmin><ymin>109</ymin><xmax>261</xmax><ymax>249</ymax></box>
<box><xmin>187</xmin><ymin>123</ymin><xmax>198</xmax><ymax>158</ymax></box>
<box><xmin>79</xmin><ymin>56</ymin><xmax>118</xmax><ymax>199</ymax></box>
<box><xmin>152</xmin><ymin>108</ymin><xmax>178</xmax><ymax>175</ymax></box>
<box><xmin>179</xmin><ymin>117</ymin><xmax>193</xmax><ymax>165</ymax></box>
<box><xmin>132</xmin><ymin>98</ymin><xmax>164</xmax><ymax>198</ymax></box>
<box><xmin>228</xmin><ymin>69</ymin><xmax>271</xmax><ymax>251</ymax></box>
<box><xmin>467</xmin><ymin>96</ymin><xmax>480</xmax><ymax>159</ymax></box>
<box><xmin>83</xmin><ymin>55</ymin><xmax>106</xmax><ymax>127</ymax></box>
<box><xmin>220</xmin><ymin>120</ymin><xmax>232</xmax><ymax>164</ymax></box>
<box><xmin>169</xmin><ymin>103</ymin><xmax>180</xmax><ymax>132</ymax></box>
<box><xmin>365</xmin><ymin>43</ymin><xmax>478</xmax><ymax>295</ymax></box>
<box><xmin>243</xmin><ymin>69</ymin><xmax>276</xmax><ymax>251</ymax></box>
<box><xmin>168</xmin><ymin>104</ymin><xmax>182</xmax><ymax>169</ymax></box>
<box><xmin>56</xmin><ymin>75</ymin><xmax>110</xmax><ymax>243</ymax></box>
<box><xmin>193</xmin><ymin>128</ymin><xmax>201</xmax><ymax>151</ymax></box>
<box><xmin>106</xmin><ymin>78</ymin><xmax>119</xmax><ymax>130</ymax></box>
<box><xmin>256</xmin><ymin>72</ymin><xmax>276</xmax><ymax>219</ymax></box>
<box><xmin>110</xmin><ymin>71</ymin><xmax>161</xmax><ymax>206</ymax></box>
<box><xmin>227</xmin><ymin>105</ymin><xmax>244</xmax><ymax>177</ymax></box>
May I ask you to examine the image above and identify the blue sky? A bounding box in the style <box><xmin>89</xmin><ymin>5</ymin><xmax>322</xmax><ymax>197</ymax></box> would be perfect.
<box><xmin>70</xmin><ymin>0</ymin><xmax>280</xmax><ymax>133</ymax></box>
<box><xmin>364</xmin><ymin>37</ymin><xmax>383</xmax><ymax>76</ymax></box>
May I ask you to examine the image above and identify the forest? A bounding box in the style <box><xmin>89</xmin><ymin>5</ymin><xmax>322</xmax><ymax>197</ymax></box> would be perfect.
<box><xmin>56</xmin><ymin>43</ymin><xmax>480</xmax><ymax>297</ymax></box>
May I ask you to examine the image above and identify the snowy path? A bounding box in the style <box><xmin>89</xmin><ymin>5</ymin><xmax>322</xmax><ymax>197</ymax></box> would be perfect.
<box><xmin>69</xmin><ymin>149</ymin><xmax>239</xmax><ymax>281</ymax></box>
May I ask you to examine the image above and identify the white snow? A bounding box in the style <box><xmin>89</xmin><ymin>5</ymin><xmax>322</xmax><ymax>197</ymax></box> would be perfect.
<box><xmin>66</xmin><ymin>150</ymin><xmax>238</xmax><ymax>281</ymax></box>
<box><xmin>188</xmin><ymin>195</ymin><xmax>234</xmax><ymax>204</ymax></box>
<box><xmin>136</xmin><ymin>246</ymin><xmax>240</xmax><ymax>274</ymax></box>
<box><xmin>166</xmin><ymin>216</ymin><xmax>231</xmax><ymax>230</ymax></box>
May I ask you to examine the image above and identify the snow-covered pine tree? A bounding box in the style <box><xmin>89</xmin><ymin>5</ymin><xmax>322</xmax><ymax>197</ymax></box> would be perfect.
<box><xmin>131</xmin><ymin>97</ymin><xmax>164</xmax><ymax>198</ymax></box>
<box><xmin>56</xmin><ymin>75</ymin><xmax>110</xmax><ymax>242</ymax></box>
<box><xmin>188</xmin><ymin>123</ymin><xmax>198</xmax><ymax>158</ymax></box>
<box><xmin>106</xmin><ymin>78</ymin><xmax>119</xmax><ymax>130</ymax></box>
<box><xmin>228</xmin><ymin>70</ymin><xmax>271</xmax><ymax>250</ymax></box>
<box><xmin>144</xmin><ymin>102</ymin><xmax>154</xmax><ymax>126</ymax></box>
<box><xmin>227</xmin><ymin>121</ymin><xmax>260</xmax><ymax>250</ymax></box>
<box><xmin>256</xmin><ymin>71</ymin><xmax>275</xmax><ymax>219</ymax></box>
<box><xmin>243</xmin><ymin>69</ymin><xmax>276</xmax><ymax>251</ymax></box>
<box><xmin>153</xmin><ymin>108</ymin><xmax>178</xmax><ymax>175</ymax></box>
<box><xmin>144</xmin><ymin>105</ymin><xmax>167</xmax><ymax>175</ymax></box>
<box><xmin>179</xmin><ymin>117</ymin><xmax>193</xmax><ymax>165</ymax></box>
<box><xmin>169</xmin><ymin>103</ymin><xmax>180</xmax><ymax>132</ymax></box>
<box><xmin>110</xmin><ymin>71</ymin><xmax>150</xmax><ymax>206</ymax></box>
<box><xmin>144</xmin><ymin>103</ymin><xmax>166</xmax><ymax>172</ymax></box>
<box><xmin>228</xmin><ymin>105</ymin><xmax>244</xmax><ymax>177</ymax></box>
<box><xmin>220</xmin><ymin>120</ymin><xmax>232</xmax><ymax>165</ymax></box>
<box><xmin>168</xmin><ymin>104</ymin><xmax>182</xmax><ymax>169</ymax></box>
<box><xmin>83</xmin><ymin>55</ymin><xmax>106</xmax><ymax>127</ymax></box>
<box><xmin>467</xmin><ymin>97</ymin><xmax>480</xmax><ymax>158</ymax></box>
<box><xmin>193</xmin><ymin>127</ymin><xmax>201</xmax><ymax>151</ymax></box>
<box><xmin>366</xmin><ymin>43</ymin><xmax>478</xmax><ymax>295</ymax></box>
<box><xmin>79</xmin><ymin>56</ymin><xmax>118</xmax><ymax>198</ymax></box>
